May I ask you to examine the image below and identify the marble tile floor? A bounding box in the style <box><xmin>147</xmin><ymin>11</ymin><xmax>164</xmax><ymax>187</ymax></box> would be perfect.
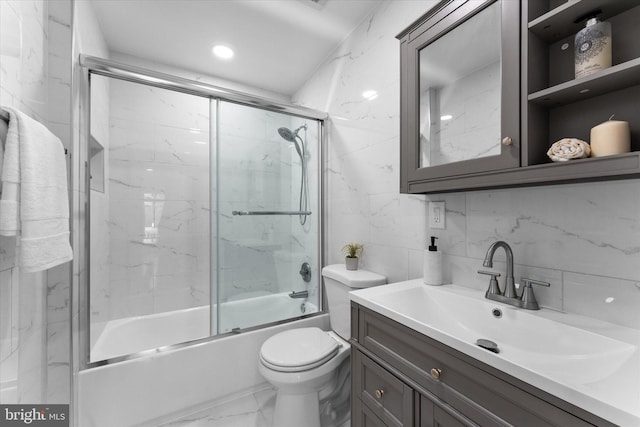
<box><xmin>158</xmin><ymin>386</ymin><xmax>276</xmax><ymax>427</ymax></box>
<box><xmin>156</xmin><ymin>385</ymin><xmax>351</xmax><ymax>427</ymax></box>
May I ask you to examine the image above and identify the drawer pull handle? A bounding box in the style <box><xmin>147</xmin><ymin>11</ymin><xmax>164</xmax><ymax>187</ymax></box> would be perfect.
<box><xmin>374</xmin><ymin>389</ymin><xmax>384</xmax><ymax>399</ymax></box>
<box><xmin>430</xmin><ymin>368</ymin><xmax>442</xmax><ymax>380</ymax></box>
<box><xmin>502</xmin><ymin>136</ymin><xmax>513</xmax><ymax>146</ymax></box>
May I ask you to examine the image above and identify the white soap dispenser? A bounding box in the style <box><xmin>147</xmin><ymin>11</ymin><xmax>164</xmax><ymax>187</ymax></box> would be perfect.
<box><xmin>423</xmin><ymin>236</ymin><xmax>443</xmax><ymax>286</ymax></box>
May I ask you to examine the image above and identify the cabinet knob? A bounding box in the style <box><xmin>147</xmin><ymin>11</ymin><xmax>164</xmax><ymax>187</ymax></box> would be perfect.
<box><xmin>374</xmin><ymin>389</ymin><xmax>384</xmax><ymax>399</ymax></box>
<box><xmin>502</xmin><ymin>136</ymin><xmax>513</xmax><ymax>146</ymax></box>
<box><xmin>430</xmin><ymin>368</ymin><xmax>442</xmax><ymax>380</ymax></box>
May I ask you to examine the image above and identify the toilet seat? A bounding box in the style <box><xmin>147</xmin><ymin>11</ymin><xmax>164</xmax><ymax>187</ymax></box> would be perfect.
<box><xmin>260</xmin><ymin>327</ymin><xmax>340</xmax><ymax>373</ymax></box>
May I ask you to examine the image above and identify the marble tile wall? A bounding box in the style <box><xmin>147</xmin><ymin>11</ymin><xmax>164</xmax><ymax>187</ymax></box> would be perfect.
<box><xmin>293</xmin><ymin>0</ymin><xmax>640</xmax><ymax>330</ymax></box>
<box><xmin>0</xmin><ymin>0</ymin><xmax>73</xmax><ymax>405</ymax></box>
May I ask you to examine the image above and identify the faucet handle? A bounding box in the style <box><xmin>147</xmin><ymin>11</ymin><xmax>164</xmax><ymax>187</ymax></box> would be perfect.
<box><xmin>478</xmin><ymin>270</ymin><xmax>501</xmax><ymax>296</ymax></box>
<box><xmin>521</xmin><ymin>278</ymin><xmax>550</xmax><ymax>288</ymax></box>
<box><xmin>478</xmin><ymin>270</ymin><xmax>501</xmax><ymax>278</ymax></box>
<box><xmin>519</xmin><ymin>278</ymin><xmax>550</xmax><ymax>310</ymax></box>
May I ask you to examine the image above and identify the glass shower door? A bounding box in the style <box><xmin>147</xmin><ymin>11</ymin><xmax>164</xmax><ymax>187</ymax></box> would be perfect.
<box><xmin>216</xmin><ymin>101</ymin><xmax>320</xmax><ymax>332</ymax></box>
<box><xmin>88</xmin><ymin>75</ymin><xmax>211</xmax><ymax>362</ymax></box>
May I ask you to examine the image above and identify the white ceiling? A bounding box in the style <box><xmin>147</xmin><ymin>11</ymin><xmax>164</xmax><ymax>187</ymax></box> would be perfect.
<box><xmin>90</xmin><ymin>0</ymin><xmax>384</xmax><ymax>96</ymax></box>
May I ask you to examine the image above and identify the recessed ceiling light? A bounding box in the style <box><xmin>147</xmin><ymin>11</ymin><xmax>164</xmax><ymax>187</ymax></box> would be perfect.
<box><xmin>441</xmin><ymin>114</ymin><xmax>453</xmax><ymax>121</ymax></box>
<box><xmin>362</xmin><ymin>90</ymin><xmax>378</xmax><ymax>101</ymax></box>
<box><xmin>212</xmin><ymin>45</ymin><xmax>234</xmax><ymax>60</ymax></box>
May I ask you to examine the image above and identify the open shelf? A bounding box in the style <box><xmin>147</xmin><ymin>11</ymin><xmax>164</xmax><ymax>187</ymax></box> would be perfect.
<box><xmin>528</xmin><ymin>57</ymin><xmax>640</xmax><ymax>106</ymax></box>
<box><xmin>406</xmin><ymin>152</ymin><xmax>640</xmax><ymax>194</ymax></box>
<box><xmin>528</xmin><ymin>0</ymin><xmax>634</xmax><ymax>43</ymax></box>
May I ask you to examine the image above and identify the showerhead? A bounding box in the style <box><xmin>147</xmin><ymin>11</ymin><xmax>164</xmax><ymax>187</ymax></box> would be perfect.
<box><xmin>277</xmin><ymin>127</ymin><xmax>297</xmax><ymax>143</ymax></box>
<box><xmin>277</xmin><ymin>126</ymin><xmax>303</xmax><ymax>159</ymax></box>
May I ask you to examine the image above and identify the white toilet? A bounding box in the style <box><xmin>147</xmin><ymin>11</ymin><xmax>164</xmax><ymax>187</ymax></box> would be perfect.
<box><xmin>259</xmin><ymin>264</ymin><xmax>386</xmax><ymax>427</ymax></box>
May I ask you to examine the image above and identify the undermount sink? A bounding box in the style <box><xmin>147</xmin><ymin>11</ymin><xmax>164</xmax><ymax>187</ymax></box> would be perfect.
<box><xmin>349</xmin><ymin>279</ymin><xmax>640</xmax><ymax>425</ymax></box>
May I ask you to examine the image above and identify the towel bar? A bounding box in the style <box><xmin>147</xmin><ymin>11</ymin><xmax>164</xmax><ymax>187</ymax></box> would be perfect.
<box><xmin>0</xmin><ymin>108</ymin><xmax>68</xmax><ymax>155</ymax></box>
<box><xmin>232</xmin><ymin>210</ymin><xmax>311</xmax><ymax>216</ymax></box>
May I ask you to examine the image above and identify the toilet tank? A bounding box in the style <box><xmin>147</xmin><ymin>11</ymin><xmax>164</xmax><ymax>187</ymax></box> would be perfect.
<box><xmin>321</xmin><ymin>264</ymin><xmax>386</xmax><ymax>340</ymax></box>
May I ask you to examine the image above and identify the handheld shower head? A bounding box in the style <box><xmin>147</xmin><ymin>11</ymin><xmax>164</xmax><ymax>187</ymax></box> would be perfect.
<box><xmin>277</xmin><ymin>127</ymin><xmax>303</xmax><ymax>159</ymax></box>
<box><xmin>276</xmin><ymin>124</ymin><xmax>309</xmax><ymax>226</ymax></box>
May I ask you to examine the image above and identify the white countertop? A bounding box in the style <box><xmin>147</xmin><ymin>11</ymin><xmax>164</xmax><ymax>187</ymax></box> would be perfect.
<box><xmin>350</xmin><ymin>280</ymin><xmax>640</xmax><ymax>427</ymax></box>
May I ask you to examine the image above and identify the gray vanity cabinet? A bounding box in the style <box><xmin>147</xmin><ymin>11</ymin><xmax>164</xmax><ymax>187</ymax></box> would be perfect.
<box><xmin>350</xmin><ymin>303</ymin><xmax>617</xmax><ymax>427</ymax></box>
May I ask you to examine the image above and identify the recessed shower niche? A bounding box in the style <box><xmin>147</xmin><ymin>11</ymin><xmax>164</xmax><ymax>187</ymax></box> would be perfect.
<box><xmin>85</xmin><ymin>61</ymin><xmax>324</xmax><ymax>365</ymax></box>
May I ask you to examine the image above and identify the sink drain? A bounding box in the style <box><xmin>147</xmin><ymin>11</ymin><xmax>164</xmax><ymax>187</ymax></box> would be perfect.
<box><xmin>476</xmin><ymin>338</ymin><xmax>499</xmax><ymax>354</ymax></box>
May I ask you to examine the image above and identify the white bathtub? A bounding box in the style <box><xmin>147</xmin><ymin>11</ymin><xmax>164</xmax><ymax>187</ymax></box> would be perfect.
<box><xmin>91</xmin><ymin>292</ymin><xmax>317</xmax><ymax>362</ymax></box>
<box><xmin>79</xmin><ymin>311</ymin><xmax>330</xmax><ymax>427</ymax></box>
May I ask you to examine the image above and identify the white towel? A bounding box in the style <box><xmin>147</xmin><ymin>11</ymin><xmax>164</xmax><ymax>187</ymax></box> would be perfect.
<box><xmin>0</xmin><ymin>107</ymin><xmax>73</xmax><ymax>272</ymax></box>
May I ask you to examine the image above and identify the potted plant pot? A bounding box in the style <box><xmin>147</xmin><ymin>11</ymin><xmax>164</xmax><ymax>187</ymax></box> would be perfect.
<box><xmin>342</xmin><ymin>243</ymin><xmax>363</xmax><ymax>270</ymax></box>
<box><xmin>345</xmin><ymin>257</ymin><xmax>359</xmax><ymax>270</ymax></box>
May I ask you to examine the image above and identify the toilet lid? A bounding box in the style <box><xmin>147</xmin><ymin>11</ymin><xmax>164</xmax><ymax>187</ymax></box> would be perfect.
<box><xmin>260</xmin><ymin>327</ymin><xmax>339</xmax><ymax>372</ymax></box>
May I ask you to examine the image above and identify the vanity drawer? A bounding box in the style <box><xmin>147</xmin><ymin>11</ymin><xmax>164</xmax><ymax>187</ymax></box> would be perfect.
<box><xmin>353</xmin><ymin>349</ymin><xmax>413</xmax><ymax>427</ymax></box>
<box><xmin>355</xmin><ymin>304</ymin><xmax>611</xmax><ymax>427</ymax></box>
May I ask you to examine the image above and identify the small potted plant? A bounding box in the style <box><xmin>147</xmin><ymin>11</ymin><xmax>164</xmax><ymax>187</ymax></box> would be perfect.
<box><xmin>342</xmin><ymin>243</ymin><xmax>363</xmax><ymax>270</ymax></box>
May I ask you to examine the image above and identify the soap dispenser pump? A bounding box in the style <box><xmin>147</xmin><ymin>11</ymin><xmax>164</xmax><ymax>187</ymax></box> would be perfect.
<box><xmin>423</xmin><ymin>236</ymin><xmax>443</xmax><ymax>286</ymax></box>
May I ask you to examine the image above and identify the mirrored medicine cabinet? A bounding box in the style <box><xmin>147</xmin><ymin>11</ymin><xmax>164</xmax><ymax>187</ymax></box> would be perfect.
<box><xmin>398</xmin><ymin>0</ymin><xmax>520</xmax><ymax>192</ymax></box>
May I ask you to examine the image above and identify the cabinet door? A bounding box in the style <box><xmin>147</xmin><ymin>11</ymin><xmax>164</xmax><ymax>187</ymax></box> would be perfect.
<box><xmin>399</xmin><ymin>0</ymin><xmax>520</xmax><ymax>192</ymax></box>
<box><xmin>354</xmin><ymin>397</ymin><xmax>396</xmax><ymax>427</ymax></box>
<box><xmin>353</xmin><ymin>350</ymin><xmax>414</xmax><ymax>427</ymax></box>
<box><xmin>420</xmin><ymin>395</ymin><xmax>475</xmax><ymax>427</ymax></box>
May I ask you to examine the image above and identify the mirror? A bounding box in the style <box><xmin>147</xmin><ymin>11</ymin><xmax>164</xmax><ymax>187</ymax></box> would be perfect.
<box><xmin>419</xmin><ymin>1</ymin><xmax>502</xmax><ymax>168</ymax></box>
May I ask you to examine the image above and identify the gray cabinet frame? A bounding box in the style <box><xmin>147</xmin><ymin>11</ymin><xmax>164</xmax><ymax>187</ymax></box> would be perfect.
<box><xmin>399</xmin><ymin>0</ymin><xmax>640</xmax><ymax>194</ymax></box>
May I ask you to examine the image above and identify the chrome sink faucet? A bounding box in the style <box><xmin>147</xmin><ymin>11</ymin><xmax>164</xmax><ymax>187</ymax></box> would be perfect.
<box><xmin>482</xmin><ymin>241</ymin><xmax>517</xmax><ymax>298</ymax></box>
<box><xmin>478</xmin><ymin>241</ymin><xmax>550</xmax><ymax>310</ymax></box>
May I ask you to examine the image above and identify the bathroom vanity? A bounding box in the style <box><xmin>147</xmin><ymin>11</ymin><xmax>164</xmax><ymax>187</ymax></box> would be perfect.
<box><xmin>398</xmin><ymin>0</ymin><xmax>640</xmax><ymax>194</ymax></box>
<box><xmin>349</xmin><ymin>281</ymin><xmax>640</xmax><ymax>427</ymax></box>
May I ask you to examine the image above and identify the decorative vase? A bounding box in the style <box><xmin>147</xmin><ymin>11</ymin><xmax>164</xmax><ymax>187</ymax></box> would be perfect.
<box><xmin>345</xmin><ymin>257</ymin><xmax>359</xmax><ymax>270</ymax></box>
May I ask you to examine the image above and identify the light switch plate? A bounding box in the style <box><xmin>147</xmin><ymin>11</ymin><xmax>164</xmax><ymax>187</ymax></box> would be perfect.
<box><xmin>429</xmin><ymin>201</ymin><xmax>445</xmax><ymax>229</ymax></box>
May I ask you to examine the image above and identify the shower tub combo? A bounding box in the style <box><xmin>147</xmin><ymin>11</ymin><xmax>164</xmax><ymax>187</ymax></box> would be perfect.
<box><xmin>77</xmin><ymin>56</ymin><xmax>327</xmax><ymax>426</ymax></box>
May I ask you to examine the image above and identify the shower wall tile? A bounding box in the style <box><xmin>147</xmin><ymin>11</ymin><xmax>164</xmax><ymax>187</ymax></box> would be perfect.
<box><xmin>0</xmin><ymin>237</ymin><xmax>17</xmax><ymax>271</ymax></box>
<box><xmin>0</xmin><ymin>269</ymin><xmax>14</xmax><ymax>358</ymax></box>
<box><xmin>294</xmin><ymin>0</ymin><xmax>639</xmax><ymax>329</ymax></box>
<box><xmin>45</xmin><ymin>320</ymin><xmax>70</xmax><ymax>403</ymax></box>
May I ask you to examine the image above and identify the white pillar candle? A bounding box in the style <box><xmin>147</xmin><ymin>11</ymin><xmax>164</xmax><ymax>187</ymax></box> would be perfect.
<box><xmin>590</xmin><ymin>120</ymin><xmax>631</xmax><ymax>157</ymax></box>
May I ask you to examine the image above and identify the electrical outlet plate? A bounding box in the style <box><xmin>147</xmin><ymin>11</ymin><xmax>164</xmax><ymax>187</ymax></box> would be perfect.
<box><xmin>429</xmin><ymin>201</ymin><xmax>445</xmax><ymax>229</ymax></box>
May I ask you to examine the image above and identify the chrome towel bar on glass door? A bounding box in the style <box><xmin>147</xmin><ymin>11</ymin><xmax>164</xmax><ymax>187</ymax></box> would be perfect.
<box><xmin>232</xmin><ymin>210</ymin><xmax>311</xmax><ymax>216</ymax></box>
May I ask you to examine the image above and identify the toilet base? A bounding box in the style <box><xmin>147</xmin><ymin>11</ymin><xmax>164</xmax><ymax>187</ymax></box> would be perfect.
<box><xmin>273</xmin><ymin>390</ymin><xmax>321</xmax><ymax>427</ymax></box>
